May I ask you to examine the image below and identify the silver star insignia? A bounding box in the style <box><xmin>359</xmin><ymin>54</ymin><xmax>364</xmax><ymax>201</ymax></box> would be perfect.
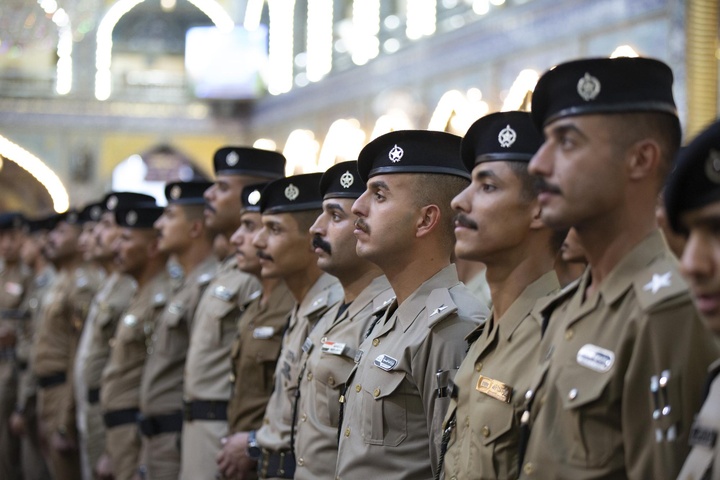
<box><xmin>430</xmin><ymin>304</ymin><xmax>449</xmax><ymax>316</ymax></box>
<box><xmin>643</xmin><ymin>272</ymin><xmax>672</xmax><ymax>294</ymax></box>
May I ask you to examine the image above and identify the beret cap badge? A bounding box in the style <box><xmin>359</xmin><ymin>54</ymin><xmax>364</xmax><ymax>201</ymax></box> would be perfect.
<box><xmin>340</xmin><ymin>171</ymin><xmax>355</xmax><ymax>189</ymax></box>
<box><xmin>126</xmin><ymin>210</ymin><xmax>138</xmax><ymax>226</ymax></box>
<box><xmin>248</xmin><ymin>190</ymin><xmax>261</xmax><ymax>205</ymax></box>
<box><xmin>704</xmin><ymin>149</ymin><xmax>720</xmax><ymax>184</ymax></box>
<box><xmin>388</xmin><ymin>145</ymin><xmax>404</xmax><ymax>163</ymax></box>
<box><xmin>498</xmin><ymin>125</ymin><xmax>517</xmax><ymax>148</ymax></box>
<box><xmin>106</xmin><ymin>195</ymin><xmax>118</xmax><ymax>211</ymax></box>
<box><xmin>284</xmin><ymin>183</ymin><xmax>300</xmax><ymax>201</ymax></box>
<box><xmin>170</xmin><ymin>185</ymin><xmax>182</xmax><ymax>200</ymax></box>
<box><xmin>226</xmin><ymin>150</ymin><xmax>240</xmax><ymax>167</ymax></box>
<box><xmin>577</xmin><ymin>72</ymin><xmax>601</xmax><ymax>101</ymax></box>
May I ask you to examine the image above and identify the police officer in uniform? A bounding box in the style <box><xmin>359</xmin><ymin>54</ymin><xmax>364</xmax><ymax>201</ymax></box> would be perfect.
<box><xmin>664</xmin><ymin>118</ymin><xmax>720</xmax><ymax>480</ymax></box>
<box><xmin>441</xmin><ymin>111</ymin><xmax>561</xmax><ymax>479</ymax></box>
<box><xmin>32</xmin><ymin>210</ymin><xmax>102</xmax><ymax>480</ymax></box>
<box><xmin>181</xmin><ymin>147</ymin><xmax>282</xmax><ymax>480</ymax></box>
<box><xmin>222</xmin><ymin>173</ymin><xmax>343</xmax><ymax>480</ymax></box>
<box><xmin>0</xmin><ymin>212</ymin><xmax>31</xmax><ymax>480</ymax></box>
<box><xmin>518</xmin><ymin>57</ymin><xmax>720</xmax><ymax>479</ymax></box>
<box><xmin>99</xmin><ymin>204</ymin><xmax>170</xmax><ymax>480</ymax></box>
<box><xmin>12</xmin><ymin>215</ymin><xmax>54</xmax><ymax>480</ymax></box>
<box><xmin>293</xmin><ymin>161</ymin><xmax>394</xmax><ymax>479</ymax></box>
<box><xmin>138</xmin><ymin>181</ymin><xmax>219</xmax><ymax>479</ymax></box>
<box><xmin>217</xmin><ymin>183</ymin><xmax>295</xmax><ymax>479</ymax></box>
<box><xmin>335</xmin><ymin>130</ymin><xmax>488</xmax><ymax>479</ymax></box>
<box><xmin>79</xmin><ymin>193</ymin><xmax>150</xmax><ymax>480</ymax></box>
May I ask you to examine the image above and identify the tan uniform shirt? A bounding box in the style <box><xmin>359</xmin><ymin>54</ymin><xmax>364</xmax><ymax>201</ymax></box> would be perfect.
<box><xmin>520</xmin><ymin>231</ymin><xmax>720</xmax><ymax>480</ymax></box>
<box><xmin>101</xmin><ymin>271</ymin><xmax>172</xmax><ymax>412</ymax></box>
<box><xmin>81</xmin><ymin>272</ymin><xmax>137</xmax><ymax>392</ymax></box>
<box><xmin>228</xmin><ymin>281</ymin><xmax>295</xmax><ymax>433</ymax></box>
<box><xmin>443</xmin><ymin>270</ymin><xmax>560</xmax><ymax>480</ymax></box>
<box><xmin>335</xmin><ymin>264</ymin><xmax>488</xmax><ymax>480</ymax></box>
<box><xmin>294</xmin><ymin>275</ymin><xmax>394</xmax><ymax>480</ymax></box>
<box><xmin>255</xmin><ymin>272</ymin><xmax>343</xmax><ymax>452</ymax></box>
<box><xmin>0</xmin><ymin>262</ymin><xmax>30</xmax><ymax>312</ymax></box>
<box><xmin>140</xmin><ymin>255</ymin><xmax>218</xmax><ymax>415</ymax></box>
<box><xmin>677</xmin><ymin>359</ymin><xmax>720</xmax><ymax>480</ymax></box>
<box><xmin>184</xmin><ymin>256</ymin><xmax>262</xmax><ymax>402</ymax></box>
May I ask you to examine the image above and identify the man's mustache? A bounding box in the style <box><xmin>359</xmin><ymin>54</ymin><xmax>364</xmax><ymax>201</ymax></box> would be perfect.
<box><xmin>454</xmin><ymin>213</ymin><xmax>478</xmax><ymax>230</ymax></box>
<box><xmin>312</xmin><ymin>236</ymin><xmax>332</xmax><ymax>255</ymax></box>
<box><xmin>204</xmin><ymin>202</ymin><xmax>216</xmax><ymax>213</ymax></box>
<box><xmin>354</xmin><ymin>218</ymin><xmax>370</xmax><ymax>234</ymax></box>
<box><xmin>256</xmin><ymin>250</ymin><xmax>273</xmax><ymax>261</ymax></box>
<box><xmin>535</xmin><ymin>178</ymin><xmax>562</xmax><ymax>195</ymax></box>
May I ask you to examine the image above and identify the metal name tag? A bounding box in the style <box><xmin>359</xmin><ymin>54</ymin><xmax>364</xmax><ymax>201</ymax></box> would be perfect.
<box><xmin>252</xmin><ymin>326</ymin><xmax>275</xmax><ymax>339</ymax></box>
<box><xmin>302</xmin><ymin>337</ymin><xmax>314</xmax><ymax>354</ymax></box>
<box><xmin>576</xmin><ymin>344</ymin><xmax>614</xmax><ymax>373</ymax></box>
<box><xmin>374</xmin><ymin>354</ymin><xmax>398</xmax><ymax>371</ymax></box>
<box><xmin>321</xmin><ymin>341</ymin><xmax>346</xmax><ymax>356</ymax></box>
<box><xmin>476</xmin><ymin>375</ymin><xmax>512</xmax><ymax>403</ymax></box>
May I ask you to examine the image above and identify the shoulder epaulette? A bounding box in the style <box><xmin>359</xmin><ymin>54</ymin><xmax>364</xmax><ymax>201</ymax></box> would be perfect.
<box><xmin>371</xmin><ymin>290</ymin><xmax>395</xmax><ymax>316</ymax></box>
<box><xmin>197</xmin><ymin>272</ymin><xmax>215</xmax><ymax>286</ymax></box>
<box><xmin>307</xmin><ymin>289</ymin><xmax>333</xmax><ymax>317</ymax></box>
<box><xmin>632</xmin><ymin>258</ymin><xmax>688</xmax><ymax>312</ymax></box>
<box><xmin>152</xmin><ymin>292</ymin><xmax>167</xmax><ymax>308</ymax></box>
<box><xmin>425</xmin><ymin>288</ymin><xmax>459</xmax><ymax>328</ymax></box>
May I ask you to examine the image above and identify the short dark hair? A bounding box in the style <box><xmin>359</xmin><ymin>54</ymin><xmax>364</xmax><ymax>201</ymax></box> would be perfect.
<box><xmin>411</xmin><ymin>174</ymin><xmax>470</xmax><ymax>250</ymax></box>
<box><xmin>291</xmin><ymin>209</ymin><xmax>322</xmax><ymax>234</ymax></box>
<box><xmin>507</xmin><ymin>161</ymin><xmax>540</xmax><ymax>203</ymax></box>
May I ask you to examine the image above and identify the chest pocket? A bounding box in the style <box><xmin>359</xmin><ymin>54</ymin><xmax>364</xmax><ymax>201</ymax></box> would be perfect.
<box><xmin>315</xmin><ymin>355</ymin><xmax>355</xmax><ymax>428</ymax></box>
<box><xmin>202</xmin><ymin>289</ymin><xmax>238</xmax><ymax>346</ymax></box>
<box><xmin>237</xmin><ymin>328</ymin><xmax>283</xmax><ymax>393</ymax></box>
<box><xmin>158</xmin><ymin>303</ymin><xmax>189</xmax><ymax>358</ymax></box>
<box><xmin>115</xmin><ymin>315</ymin><xmax>147</xmax><ymax>360</ymax></box>
<box><xmin>361</xmin><ymin>368</ymin><xmax>407</xmax><ymax>447</ymax></box>
<box><xmin>555</xmin><ymin>363</ymin><xmax>615</xmax><ymax>467</ymax></box>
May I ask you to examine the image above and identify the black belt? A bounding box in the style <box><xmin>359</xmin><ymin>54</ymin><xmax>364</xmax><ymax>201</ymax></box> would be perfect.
<box><xmin>0</xmin><ymin>347</ymin><xmax>15</xmax><ymax>361</ymax></box>
<box><xmin>138</xmin><ymin>411</ymin><xmax>183</xmax><ymax>437</ymax></box>
<box><xmin>0</xmin><ymin>309</ymin><xmax>28</xmax><ymax>320</ymax></box>
<box><xmin>103</xmin><ymin>408</ymin><xmax>139</xmax><ymax>429</ymax></box>
<box><xmin>37</xmin><ymin>372</ymin><xmax>66</xmax><ymax>388</ymax></box>
<box><xmin>258</xmin><ymin>449</ymin><xmax>295</xmax><ymax>479</ymax></box>
<box><xmin>183</xmin><ymin>400</ymin><xmax>228</xmax><ymax>422</ymax></box>
<box><xmin>87</xmin><ymin>388</ymin><xmax>100</xmax><ymax>404</ymax></box>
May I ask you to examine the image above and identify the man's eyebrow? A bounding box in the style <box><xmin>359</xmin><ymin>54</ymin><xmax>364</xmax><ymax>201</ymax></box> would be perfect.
<box><xmin>368</xmin><ymin>180</ymin><xmax>389</xmax><ymax>191</ymax></box>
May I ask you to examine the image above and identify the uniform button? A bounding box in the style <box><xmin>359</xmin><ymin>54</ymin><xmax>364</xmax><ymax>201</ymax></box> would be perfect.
<box><xmin>372</xmin><ymin>338</ymin><xmax>379</xmax><ymax>347</ymax></box>
<box><xmin>229</xmin><ymin>374</ymin><xmax>236</xmax><ymax>383</ymax></box>
<box><xmin>481</xmin><ymin>426</ymin><xmax>490</xmax><ymax>437</ymax></box>
<box><xmin>525</xmin><ymin>389</ymin><xmax>533</xmax><ymax>400</ymax></box>
<box><xmin>301</xmin><ymin>414</ymin><xmax>307</xmax><ymax>422</ymax></box>
<box><xmin>475</xmin><ymin>362</ymin><xmax>482</xmax><ymax>372</ymax></box>
<box><xmin>373</xmin><ymin>388</ymin><xmax>380</xmax><ymax>397</ymax></box>
<box><xmin>565</xmin><ymin>329</ymin><xmax>573</xmax><ymax>340</ymax></box>
<box><xmin>464</xmin><ymin>417</ymin><xmax>469</xmax><ymax>427</ymax></box>
<box><xmin>344</xmin><ymin>427</ymin><xmax>350</xmax><ymax>437</ymax></box>
<box><xmin>524</xmin><ymin>462</ymin><xmax>534</xmax><ymax>475</ymax></box>
<box><xmin>297</xmin><ymin>458</ymin><xmax>304</xmax><ymax>466</ymax></box>
<box><xmin>307</xmin><ymin>372</ymin><xmax>313</xmax><ymax>381</ymax></box>
<box><xmin>568</xmin><ymin>388</ymin><xmax>578</xmax><ymax>400</ymax></box>
<box><xmin>321</xmin><ymin>337</ymin><xmax>327</xmax><ymax>343</ymax></box>
<box><xmin>328</xmin><ymin>376</ymin><xmax>335</xmax><ymax>386</ymax></box>
<box><xmin>263</xmin><ymin>418</ymin><xmax>270</xmax><ymax>425</ymax></box>
<box><xmin>355</xmin><ymin>384</ymin><xmax>361</xmax><ymax>392</ymax></box>
<box><xmin>451</xmin><ymin>477</ymin><xmax>457</xmax><ymax>480</ymax></box>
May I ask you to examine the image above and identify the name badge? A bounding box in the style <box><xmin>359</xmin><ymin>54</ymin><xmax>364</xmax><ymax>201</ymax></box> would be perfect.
<box><xmin>576</xmin><ymin>344</ymin><xmax>614</xmax><ymax>373</ymax></box>
<box><xmin>252</xmin><ymin>326</ymin><xmax>275</xmax><ymax>339</ymax></box>
<box><xmin>476</xmin><ymin>375</ymin><xmax>512</xmax><ymax>403</ymax></box>
<box><xmin>123</xmin><ymin>315</ymin><xmax>137</xmax><ymax>327</ymax></box>
<box><xmin>212</xmin><ymin>285</ymin><xmax>233</xmax><ymax>302</ymax></box>
<box><xmin>321</xmin><ymin>341</ymin><xmax>346</xmax><ymax>356</ymax></box>
<box><xmin>354</xmin><ymin>350</ymin><xmax>364</xmax><ymax>364</ymax></box>
<box><xmin>374</xmin><ymin>354</ymin><xmax>398</xmax><ymax>371</ymax></box>
<box><xmin>302</xmin><ymin>337</ymin><xmax>314</xmax><ymax>354</ymax></box>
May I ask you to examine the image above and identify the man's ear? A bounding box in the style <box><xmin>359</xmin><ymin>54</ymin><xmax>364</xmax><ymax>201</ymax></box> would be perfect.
<box><xmin>627</xmin><ymin>138</ymin><xmax>662</xmax><ymax>181</ymax></box>
<box><xmin>416</xmin><ymin>204</ymin><xmax>441</xmax><ymax>238</ymax></box>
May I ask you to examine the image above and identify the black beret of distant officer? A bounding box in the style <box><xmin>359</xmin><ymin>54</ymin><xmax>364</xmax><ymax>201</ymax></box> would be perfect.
<box><xmin>319</xmin><ymin>161</ymin><xmax>365</xmax><ymax>199</ymax></box>
<box><xmin>241</xmin><ymin>182</ymin><xmax>269</xmax><ymax>213</ymax></box>
<box><xmin>103</xmin><ymin>192</ymin><xmax>156</xmax><ymax>213</ymax></box>
<box><xmin>164</xmin><ymin>181</ymin><xmax>212</xmax><ymax>205</ymax></box>
<box><xmin>357</xmin><ymin>130</ymin><xmax>469</xmax><ymax>183</ymax></box>
<box><xmin>213</xmin><ymin>146</ymin><xmax>286</xmax><ymax>179</ymax></box>
<box><xmin>259</xmin><ymin>173</ymin><xmax>323</xmax><ymax>214</ymax></box>
<box><xmin>55</xmin><ymin>209</ymin><xmax>81</xmax><ymax>226</ymax></box>
<box><xmin>115</xmin><ymin>205</ymin><xmax>163</xmax><ymax>229</ymax></box>
<box><xmin>26</xmin><ymin>214</ymin><xmax>57</xmax><ymax>233</ymax></box>
<box><xmin>461</xmin><ymin>111</ymin><xmax>544</xmax><ymax>171</ymax></box>
<box><xmin>531</xmin><ymin>56</ymin><xmax>678</xmax><ymax>129</ymax></box>
<box><xmin>665</xmin><ymin>119</ymin><xmax>720</xmax><ymax>233</ymax></box>
<box><xmin>0</xmin><ymin>212</ymin><xmax>26</xmax><ymax>231</ymax></box>
<box><xmin>79</xmin><ymin>202</ymin><xmax>104</xmax><ymax>224</ymax></box>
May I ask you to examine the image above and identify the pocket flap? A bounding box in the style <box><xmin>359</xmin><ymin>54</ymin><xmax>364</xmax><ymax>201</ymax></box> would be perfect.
<box><xmin>364</xmin><ymin>367</ymin><xmax>405</xmax><ymax>400</ymax></box>
<box><xmin>557</xmin><ymin>364</ymin><xmax>612</xmax><ymax>410</ymax></box>
<box><xmin>478</xmin><ymin>402</ymin><xmax>515</xmax><ymax>446</ymax></box>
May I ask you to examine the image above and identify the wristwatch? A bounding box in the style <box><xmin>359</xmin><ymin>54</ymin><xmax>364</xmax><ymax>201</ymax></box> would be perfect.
<box><xmin>247</xmin><ymin>430</ymin><xmax>262</xmax><ymax>460</ymax></box>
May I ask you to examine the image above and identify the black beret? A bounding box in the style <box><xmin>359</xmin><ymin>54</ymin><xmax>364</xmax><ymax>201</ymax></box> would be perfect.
<box><xmin>26</xmin><ymin>214</ymin><xmax>57</xmax><ymax>233</ymax></box>
<box><xmin>531</xmin><ymin>57</ymin><xmax>678</xmax><ymax>129</ymax></box>
<box><xmin>357</xmin><ymin>130</ymin><xmax>469</xmax><ymax>183</ymax></box>
<box><xmin>665</xmin><ymin>119</ymin><xmax>720</xmax><ymax>233</ymax></box>
<box><xmin>241</xmin><ymin>182</ymin><xmax>269</xmax><ymax>213</ymax></box>
<box><xmin>103</xmin><ymin>192</ymin><xmax>157</xmax><ymax>212</ymax></box>
<box><xmin>55</xmin><ymin>209</ymin><xmax>81</xmax><ymax>226</ymax></box>
<box><xmin>115</xmin><ymin>205</ymin><xmax>163</xmax><ymax>229</ymax></box>
<box><xmin>213</xmin><ymin>146</ymin><xmax>286</xmax><ymax>179</ymax></box>
<box><xmin>259</xmin><ymin>173</ymin><xmax>323</xmax><ymax>214</ymax></box>
<box><xmin>164</xmin><ymin>181</ymin><xmax>212</xmax><ymax>205</ymax></box>
<box><xmin>0</xmin><ymin>212</ymin><xmax>25</xmax><ymax>231</ymax></box>
<box><xmin>79</xmin><ymin>202</ymin><xmax>104</xmax><ymax>224</ymax></box>
<box><xmin>461</xmin><ymin>111</ymin><xmax>544</xmax><ymax>171</ymax></box>
<box><xmin>319</xmin><ymin>161</ymin><xmax>365</xmax><ymax>199</ymax></box>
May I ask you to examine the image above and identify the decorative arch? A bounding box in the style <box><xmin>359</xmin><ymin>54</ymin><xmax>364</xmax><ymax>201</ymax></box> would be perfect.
<box><xmin>94</xmin><ymin>0</ymin><xmax>234</xmax><ymax>100</ymax></box>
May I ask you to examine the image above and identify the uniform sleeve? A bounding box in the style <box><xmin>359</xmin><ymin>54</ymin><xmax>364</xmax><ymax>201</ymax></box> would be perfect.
<box><xmin>623</xmin><ymin>299</ymin><xmax>720</xmax><ymax>480</ymax></box>
<box><xmin>414</xmin><ymin>315</ymin><xmax>476</xmax><ymax>477</ymax></box>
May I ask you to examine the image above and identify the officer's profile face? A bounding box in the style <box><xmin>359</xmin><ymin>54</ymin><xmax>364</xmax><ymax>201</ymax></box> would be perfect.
<box><xmin>560</xmin><ymin>227</ymin><xmax>586</xmax><ymax>263</ymax></box>
<box><xmin>0</xmin><ymin>229</ymin><xmax>24</xmax><ymax>263</ymax></box>
<box><xmin>154</xmin><ymin>204</ymin><xmax>193</xmax><ymax>255</ymax></box>
<box><xmin>679</xmin><ymin>201</ymin><xmax>720</xmax><ymax>335</ymax></box>
<box><xmin>115</xmin><ymin>227</ymin><xmax>153</xmax><ymax>277</ymax></box>
<box><xmin>253</xmin><ymin>212</ymin><xmax>316</xmax><ymax>280</ymax></box>
<box><xmin>230</xmin><ymin>211</ymin><xmax>262</xmax><ymax>276</ymax></box>
<box><xmin>46</xmin><ymin>222</ymin><xmax>80</xmax><ymax>261</ymax></box>
<box><xmin>20</xmin><ymin>233</ymin><xmax>44</xmax><ymax>266</ymax></box>
<box><xmin>529</xmin><ymin>115</ymin><xmax>626</xmax><ymax>230</ymax></box>
<box><xmin>352</xmin><ymin>173</ymin><xmax>420</xmax><ymax>265</ymax></box>
<box><xmin>310</xmin><ymin>197</ymin><xmax>359</xmax><ymax>276</ymax></box>
<box><xmin>93</xmin><ymin>212</ymin><xmax>120</xmax><ymax>262</ymax></box>
<box><xmin>452</xmin><ymin>161</ymin><xmax>537</xmax><ymax>262</ymax></box>
<box><xmin>203</xmin><ymin>175</ymin><xmax>245</xmax><ymax>233</ymax></box>
<box><xmin>78</xmin><ymin>222</ymin><xmax>97</xmax><ymax>262</ymax></box>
